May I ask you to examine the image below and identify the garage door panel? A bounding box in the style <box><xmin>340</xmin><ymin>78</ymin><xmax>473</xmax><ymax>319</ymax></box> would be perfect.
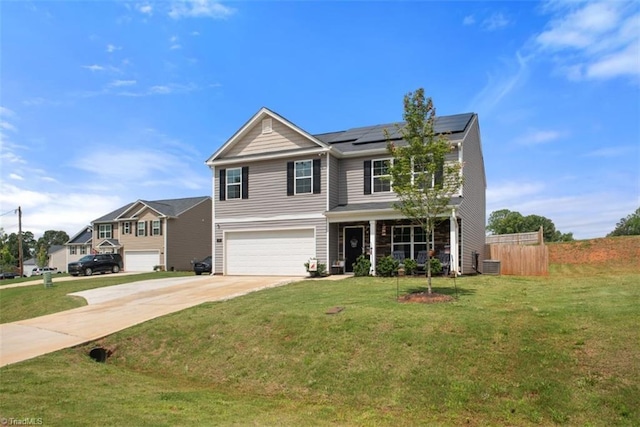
<box><xmin>226</xmin><ymin>229</ymin><xmax>314</xmax><ymax>276</ymax></box>
<box><xmin>125</xmin><ymin>251</ymin><xmax>160</xmax><ymax>272</ymax></box>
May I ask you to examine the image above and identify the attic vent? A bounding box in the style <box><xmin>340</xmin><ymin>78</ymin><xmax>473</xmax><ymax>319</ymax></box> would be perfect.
<box><xmin>262</xmin><ymin>118</ymin><xmax>272</xmax><ymax>134</ymax></box>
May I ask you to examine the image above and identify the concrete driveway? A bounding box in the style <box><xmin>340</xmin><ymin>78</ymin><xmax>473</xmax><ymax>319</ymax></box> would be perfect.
<box><xmin>0</xmin><ymin>275</ymin><xmax>309</xmax><ymax>367</ymax></box>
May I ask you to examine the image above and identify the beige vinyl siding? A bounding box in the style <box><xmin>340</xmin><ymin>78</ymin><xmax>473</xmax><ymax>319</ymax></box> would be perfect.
<box><xmin>215</xmin><ymin>156</ymin><xmax>326</xmax><ymax>219</ymax></box>
<box><xmin>338</xmin><ymin>157</ymin><xmax>398</xmax><ymax>205</ymax></box>
<box><xmin>166</xmin><ymin>198</ymin><xmax>212</xmax><ymax>271</ymax></box>
<box><xmin>48</xmin><ymin>249</ymin><xmax>67</xmax><ymax>272</ymax></box>
<box><xmin>214</xmin><ymin>217</ymin><xmax>327</xmax><ymax>274</ymax></box>
<box><xmin>457</xmin><ymin>116</ymin><xmax>486</xmax><ymax>274</ymax></box>
<box><xmin>118</xmin><ymin>210</ymin><xmax>164</xmax><ymax>251</ymax></box>
<box><xmin>226</xmin><ymin>119</ymin><xmax>319</xmax><ymax>157</ymax></box>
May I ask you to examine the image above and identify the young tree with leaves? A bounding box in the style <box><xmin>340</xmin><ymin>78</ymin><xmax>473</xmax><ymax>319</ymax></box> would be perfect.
<box><xmin>385</xmin><ymin>88</ymin><xmax>464</xmax><ymax>294</ymax></box>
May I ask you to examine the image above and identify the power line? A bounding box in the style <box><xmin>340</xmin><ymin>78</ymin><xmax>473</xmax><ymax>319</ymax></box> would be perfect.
<box><xmin>0</xmin><ymin>208</ymin><xmax>19</xmax><ymax>217</ymax></box>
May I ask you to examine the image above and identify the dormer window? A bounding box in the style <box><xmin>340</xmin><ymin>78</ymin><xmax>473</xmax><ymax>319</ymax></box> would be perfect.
<box><xmin>262</xmin><ymin>118</ymin><xmax>272</xmax><ymax>134</ymax></box>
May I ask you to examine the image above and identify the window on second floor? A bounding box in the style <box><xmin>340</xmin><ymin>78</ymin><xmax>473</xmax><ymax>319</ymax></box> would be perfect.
<box><xmin>123</xmin><ymin>222</ymin><xmax>131</xmax><ymax>235</ymax></box>
<box><xmin>99</xmin><ymin>224</ymin><xmax>112</xmax><ymax>239</ymax></box>
<box><xmin>69</xmin><ymin>246</ymin><xmax>77</xmax><ymax>255</ymax></box>
<box><xmin>219</xmin><ymin>167</ymin><xmax>249</xmax><ymax>201</ymax></box>
<box><xmin>226</xmin><ymin>168</ymin><xmax>242</xmax><ymax>199</ymax></box>
<box><xmin>80</xmin><ymin>246</ymin><xmax>87</xmax><ymax>255</ymax></box>
<box><xmin>137</xmin><ymin>221</ymin><xmax>146</xmax><ymax>236</ymax></box>
<box><xmin>295</xmin><ymin>160</ymin><xmax>312</xmax><ymax>194</ymax></box>
<box><xmin>152</xmin><ymin>220</ymin><xmax>161</xmax><ymax>236</ymax></box>
<box><xmin>372</xmin><ymin>159</ymin><xmax>391</xmax><ymax>193</ymax></box>
<box><xmin>287</xmin><ymin>159</ymin><xmax>321</xmax><ymax>196</ymax></box>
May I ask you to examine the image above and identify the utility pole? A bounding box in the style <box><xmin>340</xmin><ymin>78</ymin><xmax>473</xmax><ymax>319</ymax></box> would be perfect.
<box><xmin>17</xmin><ymin>206</ymin><xmax>23</xmax><ymax>277</ymax></box>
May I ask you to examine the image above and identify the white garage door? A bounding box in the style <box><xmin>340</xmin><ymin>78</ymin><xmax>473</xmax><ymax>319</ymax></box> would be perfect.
<box><xmin>125</xmin><ymin>251</ymin><xmax>160</xmax><ymax>272</ymax></box>
<box><xmin>226</xmin><ymin>229</ymin><xmax>315</xmax><ymax>276</ymax></box>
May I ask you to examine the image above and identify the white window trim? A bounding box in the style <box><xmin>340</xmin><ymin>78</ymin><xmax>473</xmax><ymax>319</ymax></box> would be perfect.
<box><xmin>391</xmin><ymin>225</ymin><xmax>432</xmax><ymax>260</ymax></box>
<box><xmin>152</xmin><ymin>220</ymin><xmax>161</xmax><ymax>236</ymax></box>
<box><xmin>123</xmin><ymin>222</ymin><xmax>131</xmax><ymax>235</ymax></box>
<box><xmin>137</xmin><ymin>221</ymin><xmax>146</xmax><ymax>236</ymax></box>
<box><xmin>69</xmin><ymin>246</ymin><xmax>77</xmax><ymax>255</ymax></box>
<box><xmin>372</xmin><ymin>158</ymin><xmax>392</xmax><ymax>193</ymax></box>
<box><xmin>295</xmin><ymin>159</ymin><xmax>313</xmax><ymax>195</ymax></box>
<box><xmin>98</xmin><ymin>224</ymin><xmax>112</xmax><ymax>239</ymax></box>
<box><xmin>226</xmin><ymin>167</ymin><xmax>242</xmax><ymax>200</ymax></box>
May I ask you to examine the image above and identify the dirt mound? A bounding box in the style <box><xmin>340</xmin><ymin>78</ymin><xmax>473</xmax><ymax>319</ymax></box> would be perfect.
<box><xmin>548</xmin><ymin>236</ymin><xmax>640</xmax><ymax>266</ymax></box>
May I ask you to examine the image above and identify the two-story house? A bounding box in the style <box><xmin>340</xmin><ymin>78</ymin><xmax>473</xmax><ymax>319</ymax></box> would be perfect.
<box><xmin>206</xmin><ymin>108</ymin><xmax>486</xmax><ymax>276</ymax></box>
<box><xmin>89</xmin><ymin>196</ymin><xmax>212</xmax><ymax>272</ymax></box>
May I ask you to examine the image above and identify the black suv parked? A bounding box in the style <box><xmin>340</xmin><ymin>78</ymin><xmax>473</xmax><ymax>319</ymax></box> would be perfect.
<box><xmin>68</xmin><ymin>254</ymin><xmax>124</xmax><ymax>276</ymax></box>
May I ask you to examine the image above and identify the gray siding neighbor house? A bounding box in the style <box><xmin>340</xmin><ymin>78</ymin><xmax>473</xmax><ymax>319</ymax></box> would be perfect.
<box><xmin>88</xmin><ymin>196</ymin><xmax>212</xmax><ymax>272</ymax></box>
<box><xmin>206</xmin><ymin>108</ymin><xmax>486</xmax><ymax>276</ymax></box>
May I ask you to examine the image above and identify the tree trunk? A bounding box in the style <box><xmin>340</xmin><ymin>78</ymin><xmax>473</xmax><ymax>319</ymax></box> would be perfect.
<box><xmin>426</xmin><ymin>251</ymin><xmax>432</xmax><ymax>294</ymax></box>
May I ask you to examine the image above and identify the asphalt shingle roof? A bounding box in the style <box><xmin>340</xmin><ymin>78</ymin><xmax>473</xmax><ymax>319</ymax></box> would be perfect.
<box><xmin>93</xmin><ymin>196</ymin><xmax>210</xmax><ymax>222</ymax></box>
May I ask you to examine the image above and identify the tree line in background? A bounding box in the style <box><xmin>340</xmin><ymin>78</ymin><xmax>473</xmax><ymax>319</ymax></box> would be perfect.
<box><xmin>487</xmin><ymin>207</ymin><xmax>640</xmax><ymax>242</ymax></box>
<box><xmin>0</xmin><ymin>228</ymin><xmax>69</xmax><ymax>272</ymax></box>
<box><xmin>607</xmin><ymin>207</ymin><xmax>640</xmax><ymax>237</ymax></box>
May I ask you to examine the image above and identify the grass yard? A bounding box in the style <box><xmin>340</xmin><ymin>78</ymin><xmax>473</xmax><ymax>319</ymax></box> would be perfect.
<box><xmin>0</xmin><ymin>271</ymin><xmax>192</xmax><ymax>324</ymax></box>
<box><xmin>1</xmin><ymin>266</ymin><xmax>638</xmax><ymax>426</ymax></box>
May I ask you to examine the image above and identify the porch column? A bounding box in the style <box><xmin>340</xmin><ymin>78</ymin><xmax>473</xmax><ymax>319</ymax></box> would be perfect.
<box><xmin>369</xmin><ymin>220</ymin><xmax>377</xmax><ymax>276</ymax></box>
<box><xmin>450</xmin><ymin>209</ymin><xmax>459</xmax><ymax>275</ymax></box>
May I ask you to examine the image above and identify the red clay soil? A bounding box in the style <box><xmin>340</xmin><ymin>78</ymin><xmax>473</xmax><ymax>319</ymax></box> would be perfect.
<box><xmin>547</xmin><ymin>236</ymin><xmax>640</xmax><ymax>266</ymax></box>
<box><xmin>398</xmin><ymin>292</ymin><xmax>454</xmax><ymax>304</ymax></box>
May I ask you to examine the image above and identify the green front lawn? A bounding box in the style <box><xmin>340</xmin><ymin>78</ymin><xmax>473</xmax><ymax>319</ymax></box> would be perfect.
<box><xmin>0</xmin><ymin>271</ymin><xmax>192</xmax><ymax>324</ymax></box>
<box><xmin>1</xmin><ymin>270</ymin><xmax>638</xmax><ymax>426</ymax></box>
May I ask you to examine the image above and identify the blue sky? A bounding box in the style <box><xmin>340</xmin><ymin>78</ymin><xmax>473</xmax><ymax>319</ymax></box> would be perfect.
<box><xmin>1</xmin><ymin>0</ymin><xmax>638</xmax><ymax>240</ymax></box>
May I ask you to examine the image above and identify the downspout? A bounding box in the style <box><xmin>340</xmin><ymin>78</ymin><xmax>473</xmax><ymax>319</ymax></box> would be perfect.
<box><xmin>211</xmin><ymin>165</ymin><xmax>216</xmax><ymax>275</ymax></box>
<box><xmin>325</xmin><ymin>154</ymin><xmax>330</xmax><ymax>269</ymax></box>
<box><xmin>450</xmin><ymin>208</ymin><xmax>459</xmax><ymax>276</ymax></box>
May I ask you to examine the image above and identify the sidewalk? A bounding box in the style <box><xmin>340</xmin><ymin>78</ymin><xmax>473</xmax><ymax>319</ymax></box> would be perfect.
<box><xmin>1</xmin><ymin>274</ymin><xmax>344</xmax><ymax>367</ymax></box>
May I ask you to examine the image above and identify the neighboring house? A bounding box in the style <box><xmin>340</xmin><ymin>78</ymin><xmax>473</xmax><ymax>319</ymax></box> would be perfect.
<box><xmin>48</xmin><ymin>245</ymin><xmax>66</xmax><ymax>272</ymax></box>
<box><xmin>23</xmin><ymin>258</ymin><xmax>37</xmax><ymax>277</ymax></box>
<box><xmin>206</xmin><ymin>107</ymin><xmax>486</xmax><ymax>276</ymax></box>
<box><xmin>89</xmin><ymin>196</ymin><xmax>212</xmax><ymax>272</ymax></box>
<box><xmin>66</xmin><ymin>225</ymin><xmax>94</xmax><ymax>265</ymax></box>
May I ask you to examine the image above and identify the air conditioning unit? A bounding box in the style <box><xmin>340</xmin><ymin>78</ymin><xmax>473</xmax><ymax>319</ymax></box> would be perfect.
<box><xmin>483</xmin><ymin>260</ymin><xmax>501</xmax><ymax>275</ymax></box>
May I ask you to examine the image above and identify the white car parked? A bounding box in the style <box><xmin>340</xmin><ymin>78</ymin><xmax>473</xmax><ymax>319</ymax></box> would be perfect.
<box><xmin>31</xmin><ymin>267</ymin><xmax>58</xmax><ymax>276</ymax></box>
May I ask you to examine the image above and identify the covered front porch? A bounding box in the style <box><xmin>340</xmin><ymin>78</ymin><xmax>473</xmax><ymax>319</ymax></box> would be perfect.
<box><xmin>326</xmin><ymin>205</ymin><xmax>461</xmax><ymax>276</ymax></box>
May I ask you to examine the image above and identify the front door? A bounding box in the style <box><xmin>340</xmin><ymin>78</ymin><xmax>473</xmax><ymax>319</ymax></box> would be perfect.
<box><xmin>344</xmin><ymin>227</ymin><xmax>364</xmax><ymax>273</ymax></box>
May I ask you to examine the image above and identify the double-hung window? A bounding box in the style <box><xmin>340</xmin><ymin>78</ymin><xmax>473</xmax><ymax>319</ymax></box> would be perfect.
<box><xmin>137</xmin><ymin>221</ymin><xmax>146</xmax><ymax>236</ymax></box>
<box><xmin>226</xmin><ymin>168</ymin><xmax>242</xmax><ymax>199</ymax></box>
<box><xmin>295</xmin><ymin>160</ymin><xmax>312</xmax><ymax>194</ymax></box>
<box><xmin>99</xmin><ymin>224</ymin><xmax>112</xmax><ymax>239</ymax></box>
<box><xmin>70</xmin><ymin>246</ymin><xmax>77</xmax><ymax>255</ymax></box>
<box><xmin>80</xmin><ymin>246</ymin><xmax>87</xmax><ymax>255</ymax></box>
<box><xmin>372</xmin><ymin>159</ymin><xmax>391</xmax><ymax>193</ymax></box>
<box><xmin>123</xmin><ymin>222</ymin><xmax>131</xmax><ymax>235</ymax></box>
<box><xmin>392</xmin><ymin>226</ymin><xmax>429</xmax><ymax>260</ymax></box>
<box><xmin>152</xmin><ymin>220</ymin><xmax>161</xmax><ymax>236</ymax></box>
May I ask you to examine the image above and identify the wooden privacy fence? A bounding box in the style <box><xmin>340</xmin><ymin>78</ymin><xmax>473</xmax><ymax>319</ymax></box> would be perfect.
<box><xmin>486</xmin><ymin>244</ymin><xmax>549</xmax><ymax>276</ymax></box>
<box><xmin>485</xmin><ymin>227</ymin><xmax>544</xmax><ymax>245</ymax></box>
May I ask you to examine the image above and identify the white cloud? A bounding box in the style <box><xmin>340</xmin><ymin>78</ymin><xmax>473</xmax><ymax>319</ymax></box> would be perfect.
<box><xmin>517</xmin><ymin>129</ymin><xmax>564</xmax><ymax>146</ymax></box>
<box><xmin>584</xmin><ymin>145</ymin><xmax>638</xmax><ymax>158</ymax></box>
<box><xmin>137</xmin><ymin>3</ymin><xmax>153</xmax><ymax>15</ymax></box>
<box><xmin>468</xmin><ymin>51</ymin><xmax>531</xmax><ymax>114</ymax></box>
<box><xmin>82</xmin><ymin>64</ymin><xmax>105</xmax><ymax>72</ymax></box>
<box><xmin>463</xmin><ymin>15</ymin><xmax>475</xmax><ymax>26</ymax></box>
<box><xmin>0</xmin><ymin>121</ymin><xmax>18</xmax><ymax>132</ymax></box>
<box><xmin>0</xmin><ymin>106</ymin><xmax>16</xmax><ymax>118</ymax></box>
<box><xmin>535</xmin><ymin>2</ymin><xmax>640</xmax><ymax>81</ymax></box>
<box><xmin>191</xmin><ymin>31</ymin><xmax>200</xmax><ymax>36</ymax></box>
<box><xmin>110</xmin><ymin>79</ymin><xmax>137</xmax><ymax>87</ymax></box>
<box><xmin>106</xmin><ymin>44</ymin><xmax>122</xmax><ymax>53</ymax></box>
<box><xmin>483</xmin><ymin>12</ymin><xmax>510</xmax><ymax>31</ymax></box>
<box><xmin>168</xmin><ymin>0</ymin><xmax>235</xmax><ymax>19</ymax></box>
<box><xmin>9</xmin><ymin>173</ymin><xmax>23</xmax><ymax>180</ymax></box>
<box><xmin>169</xmin><ymin>35</ymin><xmax>182</xmax><ymax>50</ymax></box>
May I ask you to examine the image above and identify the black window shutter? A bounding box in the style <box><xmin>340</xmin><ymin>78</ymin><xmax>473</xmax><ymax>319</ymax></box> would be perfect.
<box><xmin>364</xmin><ymin>160</ymin><xmax>372</xmax><ymax>195</ymax></box>
<box><xmin>219</xmin><ymin>169</ymin><xmax>226</xmax><ymax>201</ymax></box>
<box><xmin>135</xmin><ymin>223</ymin><xmax>138</xmax><ymax>237</ymax></box>
<box><xmin>146</xmin><ymin>221</ymin><xmax>149</xmax><ymax>236</ymax></box>
<box><xmin>159</xmin><ymin>220</ymin><xmax>163</xmax><ymax>236</ymax></box>
<box><xmin>287</xmin><ymin>161</ymin><xmax>294</xmax><ymax>196</ymax></box>
<box><xmin>313</xmin><ymin>159</ymin><xmax>321</xmax><ymax>194</ymax></box>
<box><xmin>434</xmin><ymin>163</ymin><xmax>444</xmax><ymax>186</ymax></box>
<box><xmin>241</xmin><ymin>166</ymin><xmax>249</xmax><ymax>199</ymax></box>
